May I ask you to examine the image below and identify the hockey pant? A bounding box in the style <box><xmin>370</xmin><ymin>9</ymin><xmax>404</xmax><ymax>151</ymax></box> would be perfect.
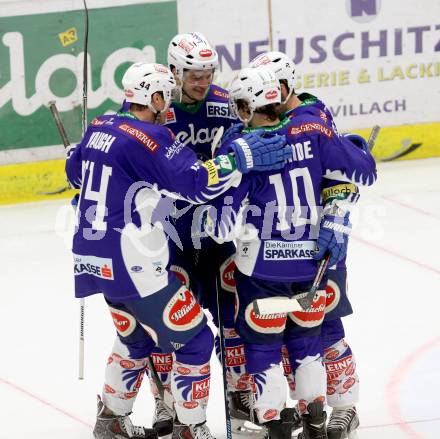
<box><xmin>148</xmin><ymin>325</ymin><xmax>250</xmax><ymax>396</ymax></box>
<box><xmin>163</xmin><ymin>249</ymin><xmax>250</xmax><ymax>395</ymax></box>
<box><xmin>234</xmin><ymin>270</ymin><xmax>327</xmax><ymax>421</ymax></box>
<box><xmin>102</xmin><ymin>280</ymin><xmax>214</xmax><ymax>424</ymax></box>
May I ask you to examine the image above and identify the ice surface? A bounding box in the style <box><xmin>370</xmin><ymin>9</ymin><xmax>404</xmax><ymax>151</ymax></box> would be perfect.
<box><xmin>1</xmin><ymin>158</ymin><xmax>440</xmax><ymax>438</ymax></box>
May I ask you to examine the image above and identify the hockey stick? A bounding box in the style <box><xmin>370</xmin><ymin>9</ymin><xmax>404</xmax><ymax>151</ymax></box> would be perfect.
<box><xmin>367</xmin><ymin>125</ymin><xmax>380</xmax><ymax>151</ymax></box>
<box><xmin>253</xmin><ymin>254</ymin><xmax>330</xmax><ymax>315</ymax></box>
<box><xmin>211</xmin><ymin>125</ymin><xmax>224</xmax><ymax>158</ymax></box>
<box><xmin>38</xmin><ymin>102</ymin><xmax>72</xmax><ymax>195</ymax></box>
<box><xmin>49</xmin><ymin>102</ymin><xmax>71</xmax><ymax>149</ymax></box>
<box><xmin>215</xmin><ymin>275</ymin><xmax>233</xmax><ymax>439</ymax></box>
<box><xmin>253</xmin><ymin>126</ymin><xmax>381</xmax><ymax>315</ymax></box>
<box><xmin>81</xmin><ymin>0</ymin><xmax>89</xmax><ymax>136</ymax></box>
<box><xmin>76</xmin><ymin>0</ymin><xmax>89</xmax><ymax>381</ymax></box>
<box><xmin>47</xmin><ymin>100</ymin><xmax>85</xmax><ymax>379</ymax></box>
<box><xmin>47</xmin><ymin>100</ymin><xmax>84</xmax><ymax>378</ymax></box>
<box><xmin>147</xmin><ymin>357</ymin><xmax>174</xmax><ymax>411</ymax></box>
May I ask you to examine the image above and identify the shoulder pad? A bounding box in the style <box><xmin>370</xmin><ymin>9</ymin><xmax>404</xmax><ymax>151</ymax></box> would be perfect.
<box><xmin>287</xmin><ymin>117</ymin><xmax>334</xmax><ymax>139</ymax></box>
<box><xmin>116</xmin><ymin>120</ymin><xmax>163</xmax><ymax>152</ymax></box>
<box><xmin>90</xmin><ymin>115</ymin><xmax>115</xmax><ymax>126</ymax></box>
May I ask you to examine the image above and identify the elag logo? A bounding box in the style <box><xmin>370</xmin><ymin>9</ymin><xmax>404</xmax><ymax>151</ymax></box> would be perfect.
<box><xmin>346</xmin><ymin>0</ymin><xmax>381</xmax><ymax>23</ymax></box>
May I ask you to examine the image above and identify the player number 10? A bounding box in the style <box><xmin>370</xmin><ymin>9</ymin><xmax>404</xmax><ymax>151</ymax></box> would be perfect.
<box><xmin>269</xmin><ymin>167</ymin><xmax>318</xmax><ymax>231</ymax></box>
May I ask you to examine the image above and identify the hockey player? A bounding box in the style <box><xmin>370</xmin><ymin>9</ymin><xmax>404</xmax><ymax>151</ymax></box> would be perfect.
<box><xmin>66</xmin><ymin>62</ymin><xmax>291</xmax><ymax>439</ymax></box>
<box><xmin>206</xmin><ymin>66</ymin><xmax>376</xmax><ymax>439</ymax></box>
<box><xmin>249</xmin><ymin>51</ymin><xmax>364</xmax><ymax>439</ymax></box>
<box><xmin>143</xmin><ymin>32</ymin><xmax>259</xmax><ymax>437</ymax></box>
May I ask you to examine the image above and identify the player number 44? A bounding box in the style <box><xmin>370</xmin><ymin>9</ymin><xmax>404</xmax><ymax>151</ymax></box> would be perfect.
<box><xmin>80</xmin><ymin>160</ymin><xmax>112</xmax><ymax>231</ymax></box>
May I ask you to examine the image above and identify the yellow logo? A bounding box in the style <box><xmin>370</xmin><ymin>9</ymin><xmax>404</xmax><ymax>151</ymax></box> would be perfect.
<box><xmin>321</xmin><ymin>184</ymin><xmax>357</xmax><ymax>202</ymax></box>
<box><xmin>58</xmin><ymin>27</ymin><xmax>78</xmax><ymax>47</ymax></box>
<box><xmin>202</xmin><ymin>160</ymin><xmax>219</xmax><ymax>186</ymax></box>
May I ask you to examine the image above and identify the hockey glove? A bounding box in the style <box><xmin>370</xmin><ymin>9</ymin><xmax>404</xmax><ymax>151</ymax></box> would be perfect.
<box><xmin>343</xmin><ymin>133</ymin><xmax>369</xmax><ymax>153</ymax></box>
<box><xmin>314</xmin><ymin>213</ymin><xmax>352</xmax><ymax>267</ymax></box>
<box><xmin>222</xmin><ymin>122</ymin><xmax>244</xmax><ymax>143</ymax></box>
<box><xmin>230</xmin><ymin>131</ymin><xmax>290</xmax><ymax>173</ymax></box>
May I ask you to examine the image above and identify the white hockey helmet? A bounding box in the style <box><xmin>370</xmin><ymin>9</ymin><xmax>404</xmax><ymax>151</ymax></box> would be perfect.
<box><xmin>249</xmin><ymin>51</ymin><xmax>295</xmax><ymax>103</ymax></box>
<box><xmin>229</xmin><ymin>66</ymin><xmax>281</xmax><ymax>123</ymax></box>
<box><xmin>167</xmin><ymin>32</ymin><xmax>219</xmax><ymax>80</ymax></box>
<box><xmin>122</xmin><ymin>62</ymin><xmax>176</xmax><ymax>113</ymax></box>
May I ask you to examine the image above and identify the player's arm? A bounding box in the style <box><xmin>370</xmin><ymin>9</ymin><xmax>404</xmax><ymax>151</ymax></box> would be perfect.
<box><xmin>65</xmin><ymin>125</ymin><xmax>100</xmax><ymax>189</ymax></box>
<box><xmin>139</xmin><ymin>127</ymin><xmax>289</xmax><ymax>204</ymax></box>
<box><xmin>314</xmin><ymin>179</ymin><xmax>357</xmax><ymax>266</ymax></box>
<box><xmin>319</xmin><ymin>128</ymin><xmax>377</xmax><ymax>186</ymax></box>
<box><xmin>216</xmin><ymin>127</ymin><xmax>244</xmax><ymax>157</ymax></box>
<box><xmin>65</xmin><ymin>141</ymin><xmax>83</xmax><ymax>189</ymax></box>
<box><xmin>220</xmin><ymin>122</ymin><xmax>244</xmax><ymax>148</ymax></box>
<box><xmin>314</xmin><ymin>129</ymin><xmax>375</xmax><ymax>265</ymax></box>
<box><xmin>204</xmin><ymin>180</ymin><xmax>252</xmax><ymax>243</ymax></box>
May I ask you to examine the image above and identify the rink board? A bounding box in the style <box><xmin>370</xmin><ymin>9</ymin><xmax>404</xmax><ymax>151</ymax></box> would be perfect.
<box><xmin>1</xmin><ymin>0</ymin><xmax>440</xmax><ymax>204</ymax></box>
<box><xmin>0</xmin><ymin>159</ymin><xmax>77</xmax><ymax>205</ymax></box>
<box><xmin>1</xmin><ymin>121</ymin><xmax>439</xmax><ymax>205</ymax></box>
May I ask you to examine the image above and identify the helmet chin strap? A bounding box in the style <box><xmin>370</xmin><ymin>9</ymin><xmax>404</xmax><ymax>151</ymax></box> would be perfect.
<box><xmin>281</xmin><ymin>84</ymin><xmax>294</xmax><ymax>105</ymax></box>
<box><xmin>147</xmin><ymin>102</ymin><xmax>163</xmax><ymax>124</ymax></box>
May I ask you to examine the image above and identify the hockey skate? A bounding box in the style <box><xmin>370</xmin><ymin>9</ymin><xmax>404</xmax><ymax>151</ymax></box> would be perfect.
<box><xmin>262</xmin><ymin>408</ymin><xmax>300</xmax><ymax>439</ymax></box>
<box><xmin>297</xmin><ymin>401</ymin><xmax>327</xmax><ymax>439</ymax></box>
<box><xmin>93</xmin><ymin>396</ymin><xmax>158</xmax><ymax>439</ymax></box>
<box><xmin>279</xmin><ymin>407</ymin><xmax>302</xmax><ymax>437</ymax></box>
<box><xmin>153</xmin><ymin>397</ymin><xmax>174</xmax><ymax>437</ymax></box>
<box><xmin>172</xmin><ymin>418</ymin><xmax>215</xmax><ymax>439</ymax></box>
<box><xmin>326</xmin><ymin>407</ymin><xmax>359</xmax><ymax>439</ymax></box>
<box><xmin>228</xmin><ymin>390</ymin><xmax>265</xmax><ymax>436</ymax></box>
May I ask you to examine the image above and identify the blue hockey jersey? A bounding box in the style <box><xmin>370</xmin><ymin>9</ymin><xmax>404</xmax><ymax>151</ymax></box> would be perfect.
<box><xmin>210</xmin><ymin>113</ymin><xmax>377</xmax><ymax>282</ymax></box>
<box><xmin>66</xmin><ymin>112</ymin><xmax>241</xmax><ymax>301</ymax></box>
<box><xmin>286</xmin><ymin>93</ymin><xmax>361</xmax><ymax>269</ymax></box>
<box><xmin>165</xmin><ymin>84</ymin><xmax>237</xmax><ymax>160</ymax></box>
<box><xmin>164</xmin><ymin>85</ymin><xmax>239</xmax><ymax>249</ymax></box>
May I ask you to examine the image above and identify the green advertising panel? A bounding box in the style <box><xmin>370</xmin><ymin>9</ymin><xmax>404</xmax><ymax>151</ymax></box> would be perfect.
<box><xmin>0</xmin><ymin>1</ymin><xmax>177</xmax><ymax>151</ymax></box>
